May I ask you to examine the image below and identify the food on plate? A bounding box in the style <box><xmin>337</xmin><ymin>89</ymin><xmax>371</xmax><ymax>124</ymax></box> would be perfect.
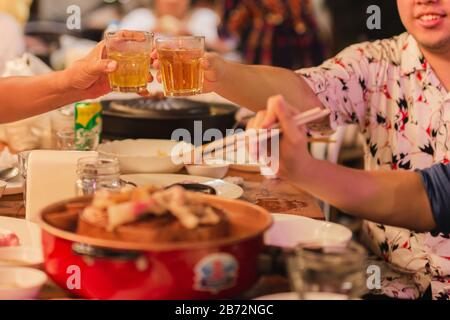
<box><xmin>64</xmin><ymin>186</ymin><xmax>231</xmax><ymax>243</ymax></box>
<box><xmin>0</xmin><ymin>229</ymin><xmax>20</xmax><ymax>247</ymax></box>
<box><xmin>166</xmin><ymin>183</ymin><xmax>217</xmax><ymax>195</ymax></box>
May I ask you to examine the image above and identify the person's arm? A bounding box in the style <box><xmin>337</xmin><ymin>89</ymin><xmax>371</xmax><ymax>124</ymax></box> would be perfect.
<box><xmin>153</xmin><ymin>41</ymin><xmax>375</xmax><ymax>135</ymax></box>
<box><xmin>419</xmin><ymin>164</ymin><xmax>450</xmax><ymax>233</ymax></box>
<box><xmin>214</xmin><ymin>60</ymin><xmax>322</xmax><ymax>112</ymax></box>
<box><xmin>0</xmin><ymin>72</ymin><xmax>95</xmax><ymax>123</ymax></box>
<box><xmin>295</xmin><ymin>160</ymin><xmax>435</xmax><ymax>232</ymax></box>
<box><xmin>259</xmin><ymin>95</ymin><xmax>436</xmax><ymax>232</ymax></box>
<box><xmin>152</xmin><ymin>51</ymin><xmax>323</xmax><ymax>112</ymax></box>
<box><xmin>0</xmin><ymin>41</ymin><xmax>114</xmax><ymax>124</ymax></box>
<box><xmin>0</xmin><ymin>31</ymin><xmax>153</xmax><ymax>124</ymax></box>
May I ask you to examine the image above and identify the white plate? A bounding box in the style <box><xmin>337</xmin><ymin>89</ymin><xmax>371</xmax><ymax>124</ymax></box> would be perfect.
<box><xmin>0</xmin><ymin>267</ymin><xmax>47</xmax><ymax>300</ymax></box>
<box><xmin>0</xmin><ymin>217</ymin><xmax>42</xmax><ymax>250</ymax></box>
<box><xmin>254</xmin><ymin>292</ymin><xmax>354</xmax><ymax>300</ymax></box>
<box><xmin>120</xmin><ymin>174</ymin><xmax>244</xmax><ymax>199</ymax></box>
<box><xmin>264</xmin><ymin>214</ymin><xmax>352</xmax><ymax>249</ymax></box>
<box><xmin>3</xmin><ymin>175</ymin><xmax>23</xmax><ymax>196</ymax></box>
<box><xmin>254</xmin><ymin>292</ymin><xmax>298</xmax><ymax>300</ymax></box>
<box><xmin>0</xmin><ymin>247</ymin><xmax>43</xmax><ymax>267</ymax></box>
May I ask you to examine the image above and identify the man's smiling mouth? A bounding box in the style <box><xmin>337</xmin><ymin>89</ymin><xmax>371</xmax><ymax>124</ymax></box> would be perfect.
<box><xmin>415</xmin><ymin>11</ymin><xmax>447</xmax><ymax>28</ymax></box>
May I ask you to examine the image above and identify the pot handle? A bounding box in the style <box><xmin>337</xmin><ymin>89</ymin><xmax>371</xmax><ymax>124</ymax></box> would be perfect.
<box><xmin>72</xmin><ymin>242</ymin><xmax>141</xmax><ymax>261</ymax></box>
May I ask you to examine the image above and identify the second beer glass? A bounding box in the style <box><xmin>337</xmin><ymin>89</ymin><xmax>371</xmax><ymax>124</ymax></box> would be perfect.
<box><xmin>156</xmin><ymin>36</ymin><xmax>205</xmax><ymax>97</ymax></box>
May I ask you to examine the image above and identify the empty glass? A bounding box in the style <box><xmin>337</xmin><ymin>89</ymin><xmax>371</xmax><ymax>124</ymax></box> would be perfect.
<box><xmin>18</xmin><ymin>150</ymin><xmax>32</xmax><ymax>205</ymax></box>
<box><xmin>75</xmin><ymin>157</ymin><xmax>123</xmax><ymax>196</ymax></box>
<box><xmin>56</xmin><ymin>129</ymin><xmax>99</xmax><ymax>151</ymax></box>
<box><xmin>288</xmin><ymin>241</ymin><xmax>368</xmax><ymax>300</ymax></box>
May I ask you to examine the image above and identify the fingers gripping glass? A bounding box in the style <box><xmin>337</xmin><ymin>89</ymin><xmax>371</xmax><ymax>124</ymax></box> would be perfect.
<box><xmin>105</xmin><ymin>30</ymin><xmax>154</xmax><ymax>93</ymax></box>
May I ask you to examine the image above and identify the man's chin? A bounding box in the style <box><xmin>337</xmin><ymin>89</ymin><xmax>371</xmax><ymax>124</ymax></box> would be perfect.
<box><xmin>415</xmin><ymin>34</ymin><xmax>450</xmax><ymax>53</ymax></box>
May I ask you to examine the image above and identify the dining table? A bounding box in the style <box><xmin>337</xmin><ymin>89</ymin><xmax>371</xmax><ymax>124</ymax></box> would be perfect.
<box><xmin>0</xmin><ymin>165</ymin><xmax>324</xmax><ymax>300</ymax></box>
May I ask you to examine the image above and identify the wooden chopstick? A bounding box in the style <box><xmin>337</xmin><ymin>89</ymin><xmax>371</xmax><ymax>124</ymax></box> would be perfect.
<box><xmin>188</xmin><ymin>108</ymin><xmax>331</xmax><ymax>163</ymax></box>
<box><xmin>268</xmin><ymin>107</ymin><xmax>324</xmax><ymax>130</ymax></box>
<box><xmin>308</xmin><ymin>137</ymin><xmax>336</xmax><ymax>143</ymax></box>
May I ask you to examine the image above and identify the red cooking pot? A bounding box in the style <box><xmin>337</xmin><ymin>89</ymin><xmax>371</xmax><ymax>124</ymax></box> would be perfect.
<box><xmin>38</xmin><ymin>195</ymin><xmax>272</xmax><ymax>300</ymax></box>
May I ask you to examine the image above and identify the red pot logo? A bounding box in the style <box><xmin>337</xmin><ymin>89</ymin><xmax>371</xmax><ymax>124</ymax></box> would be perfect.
<box><xmin>193</xmin><ymin>253</ymin><xmax>239</xmax><ymax>294</ymax></box>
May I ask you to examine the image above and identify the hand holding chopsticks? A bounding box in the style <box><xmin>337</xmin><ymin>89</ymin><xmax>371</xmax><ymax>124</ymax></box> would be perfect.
<box><xmin>188</xmin><ymin>102</ymin><xmax>331</xmax><ymax>164</ymax></box>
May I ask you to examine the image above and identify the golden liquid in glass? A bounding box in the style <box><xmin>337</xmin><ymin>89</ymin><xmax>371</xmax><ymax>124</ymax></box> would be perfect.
<box><xmin>108</xmin><ymin>51</ymin><xmax>150</xmax><ymax>93</ymax></box>
<box><xmin>158</xmin><ymin>48</ymin><xmax>204</xmax><ymax>97</ymax></box>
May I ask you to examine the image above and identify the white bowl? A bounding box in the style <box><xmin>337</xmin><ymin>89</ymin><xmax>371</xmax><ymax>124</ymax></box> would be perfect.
<box><xmin>0</xmin><ymin>267</ymin><xmax>47</xmax><ymax>300</ymax></box>
<box><xmin>0</xmin><ymin>217</ymin><xmax>42</xmax><ymax>250</ymax></box>
<box><xmin>185</xmin><ymin>164</ymin><xmax>230</xmax><ymax>179</ymax></box>
<box><xmin>264</xmin><ymin>214</ymin><xmax>352</xmax><ymax>249</ymax></box>
<box><xmin>98</xmin><ymin>139</ymin><xmax>191</xmax><ymax>174</ymax></box>
<box><xmin>0</xmin><ymin>246</ymin><xmax>43</xmax><ymax>267</ymax></box>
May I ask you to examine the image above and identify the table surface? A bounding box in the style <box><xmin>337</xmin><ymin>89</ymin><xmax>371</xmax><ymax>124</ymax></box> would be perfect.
<box><xmin>0</xmin><ymin>168</ymin><xmax>324</xmax><ymax>300</ymax></box>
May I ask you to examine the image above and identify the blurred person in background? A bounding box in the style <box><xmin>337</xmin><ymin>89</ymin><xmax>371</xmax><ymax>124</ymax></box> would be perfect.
<box><xmin>220</xmin><ymin>0</ymin><xmax>331</xmax><ymax>69</ymax></box>
<box><xmin>0</xmin><ymin>13</ymin><xmax>25</xmax><ymax>75</ymax></box>
<box><xmin>0</xmin><ymin>0</ymin><xmax>31</xmax><ymax>73</ymax></box>
<box><xmin>117</xmin><ymin>0</ymin><xmax>232</xmax><ymax>53</ymax></box>
<box><xmin>0</xmin><ymin>0</ymin><xmax>32</xmax><ymax>26</ymax></box>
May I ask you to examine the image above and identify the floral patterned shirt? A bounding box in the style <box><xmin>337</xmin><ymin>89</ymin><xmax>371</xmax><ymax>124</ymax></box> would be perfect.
<box><xmin>298</xmin><ymin>33</ymin><xmax>450</xmax><ymax>300</ymax></box>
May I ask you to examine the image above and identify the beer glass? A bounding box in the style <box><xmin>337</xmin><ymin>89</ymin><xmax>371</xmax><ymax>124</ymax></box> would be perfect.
<box><xmin>156</xmin><ymin>36</ymin><xmax>205</xmax><ymax>97</ymax></box>
<box><xmin>105</xmin><ymin>30</ymin><xmax>153</xmax><ymax>93</ymax></box>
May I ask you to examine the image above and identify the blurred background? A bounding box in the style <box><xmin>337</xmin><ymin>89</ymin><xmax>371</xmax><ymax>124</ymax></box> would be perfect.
<box><xmin>0</xmin><ymin>0</ymin><xmax>405</xmax><ymax>73</ymax></box>
<box><xmin>0</xmin><ymin>0</ymin><xmax>407</xmax><ymax>225</ymax></box>
<box><xmin>0</xmin><ymin>0</ymin><xmax>407</xmax><ymax>160</ymax></box>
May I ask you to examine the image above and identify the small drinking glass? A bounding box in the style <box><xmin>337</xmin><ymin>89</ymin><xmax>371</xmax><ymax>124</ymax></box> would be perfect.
<box><xmin>75</xmin><ymin>156</ymin><xmax>123</xmax><ymax>196</ymax></box>
<box><xmin>18</xmin><ymin>150</ymin><xmax>32</xmax><ymax>205</ymax></box>
<box><xmin>105</xmin><ymin>30</ymin><xmax>154</xmax><ymax>93</ymax></box>
<box><xmin>288</xmin><ymin>241</ymin><xmax>368</xmax><ymax>300</ymax></box>
<box><xmin>156</xmin><ymin>36</ymin><xmax>205</xmax><ymax>97</ymax></box>
<box><xmin>56</xmin><ymin>129</ymin><xmax>99</xmax><ymax>151</ymax></box>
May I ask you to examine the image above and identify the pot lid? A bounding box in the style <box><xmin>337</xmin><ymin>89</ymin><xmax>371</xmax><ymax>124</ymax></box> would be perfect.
<box><xmin>107</xmin><ymin>97</ymin><xmax>211</xmax><ymax>118</ymax></box>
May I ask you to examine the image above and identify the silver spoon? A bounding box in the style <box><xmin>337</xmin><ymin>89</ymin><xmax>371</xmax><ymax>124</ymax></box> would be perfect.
<box><xmin>0</xmin><ymin>167</ymin><xmax>19</xmax><ymax>181</ymax></box>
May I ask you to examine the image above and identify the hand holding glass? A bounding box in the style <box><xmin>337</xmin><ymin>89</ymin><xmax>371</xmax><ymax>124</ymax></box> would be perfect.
<box><xmin>156</xmin><ymin>36</ymin><xmax>205</xmax><ymax>97</ymax></box>
<box><xmin>105</xmin><ymin>30</ymin><xmax>154</xmax><ymax>93</ymax></box>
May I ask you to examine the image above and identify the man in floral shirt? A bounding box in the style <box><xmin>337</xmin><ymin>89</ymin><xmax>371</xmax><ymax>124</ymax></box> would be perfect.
<box><xmin>298</xmin><ymin>0</ymin><xmax>450</xmax><ymax>299</ymax></box>
<box><xmin>153</xmin><ymin>0</ymin><xmax>450</xmax><ymax>299</ymax></box>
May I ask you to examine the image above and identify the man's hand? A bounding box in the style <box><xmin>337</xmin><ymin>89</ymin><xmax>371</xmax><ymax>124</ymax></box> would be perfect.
<box><xmin>61</xmin><ymin>41</ymin><xmax>116</xmax><ymax>99</ymax></box>
<box><xmin>151</xmin><ymin>50</ymin><xmax>227</xmax><ymax>93</ymax></box>
<box><xmin>248</xmin><ymin>95</ymin><xmax>315</xmax><ymax>180</ymax></box>
<box><xmin>62</xmin><ymin>33</ymin><xmax>154</xmax><ymax>99</ymax></box>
